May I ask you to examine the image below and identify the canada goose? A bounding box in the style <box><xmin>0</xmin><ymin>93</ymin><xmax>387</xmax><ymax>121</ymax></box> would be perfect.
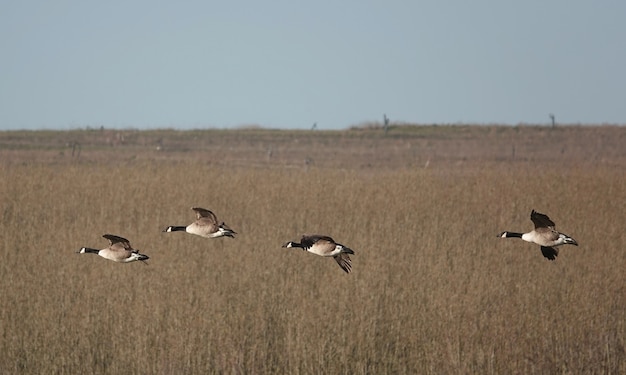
<box><xmin>499</xmin><ymin>210</ymin><xmax>578</xmax><ymax>260</ymax></box>
<box><xmin>163</xmin><ymin>207</ymin><xmax>236</xmax><ymax>238</ymax></box>
<box><xmin>78</xmin><ymin>234</ymin><xmax>149</xmax><ymax>264</ymax></box>
<box><xmin>282</xmin><ymin>235</ymin><xmax>355</xmax><ymax>273</ymax></box>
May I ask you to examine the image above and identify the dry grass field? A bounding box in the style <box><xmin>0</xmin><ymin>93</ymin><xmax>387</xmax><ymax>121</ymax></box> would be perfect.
<box><xmin>0</xmin><ymin>125</ymin><xmax>624</xmax><ymax>374</ymax></box>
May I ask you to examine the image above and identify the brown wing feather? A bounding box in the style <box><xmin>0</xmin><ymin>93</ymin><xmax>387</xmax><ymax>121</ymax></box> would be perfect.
<box><xmin>192</xmin><ymin>207</ymin><xmax>218</xmax><ymax>222</ymax></box>
<box><xmin>530</xmin><ymin>210</ymin><xmax>556</xmax><ymax>229</ymax></box>
<box><xmin>334</xmin><ymin>253</ymin><xmax>352</xmax><ymax>273</ymax></box>
<box><xmin>102</xmin><ymin>234</ymin><xmax>132</xmax><ymax>250</ymax></box>
<box><xmin>194</xmin><ymin>216</ymin><xmax>219</xmax><ymax>229</ymax></box>
<box><xmin>540</xmin><ymin>246</ymin><xmax>559</xmax><ymax>260</ymax></box>
<box><xmin>301</xmin><ymin>234</ymin><xmax>335</xmax><ymax>248</ymax></box>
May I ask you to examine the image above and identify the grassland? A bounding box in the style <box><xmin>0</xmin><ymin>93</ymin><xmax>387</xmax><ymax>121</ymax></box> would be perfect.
<box><xmin>0</xmin><ymin>125</ymin><xmax>624</xmax><ymax>374</ymax></box>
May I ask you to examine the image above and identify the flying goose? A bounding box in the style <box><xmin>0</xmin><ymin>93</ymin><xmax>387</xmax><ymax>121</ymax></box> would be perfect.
<box><xmin>78</xmin><ymin>234</ymin><xmax>149</xmax><ymax>264</ymax></box>
<box><xmin>499</xmin><ymin>210</ymin><xmax>578</xmax><ymax>260</ymax></box>
<box><xmin>163</xmin><ymin>207</ymin><xmax>236</xmax><ymax>238</ymax></box>
<box><xmin>282</xmin><ymin>235</ymin><xmax>355</xmax><ymax>273</ymax></box>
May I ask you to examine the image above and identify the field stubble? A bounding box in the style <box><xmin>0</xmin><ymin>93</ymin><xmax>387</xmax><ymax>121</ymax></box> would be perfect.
<box><xmin>0</xmin><ymin>126</ymin><xmax>624</xmax><ymax>374</ymax></box>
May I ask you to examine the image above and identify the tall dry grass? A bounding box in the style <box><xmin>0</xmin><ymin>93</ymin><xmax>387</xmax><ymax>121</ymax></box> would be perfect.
<box><xmin>0</xmin><ymin>157</ymin><xmax>624</xmax><ymax>374</ymax></box>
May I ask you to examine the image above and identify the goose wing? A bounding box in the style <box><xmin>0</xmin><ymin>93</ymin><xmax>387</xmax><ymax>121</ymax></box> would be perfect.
<box><xmin>102</xmin><ymin>234</ymin><xmax>133</xmax><ymax>251</ymax></box>
<box><xmin>192</xmin><ymin>207</ymin><xmax>218</xmax><ymax>223</ymax></box>
<box><xmin>103</xmin><ymin>234</ymin><xmax>131</xmax><ymax>246</ymax></box>
<box><xmin>530</xmin><ymin>210</ymin><xmax>556</xmax><ymax>229</ymax></box>
<box><xmin>300</xmin><ymin>235</ymin><xmax>339</xmax><ymax>256</ymax></box>
<box><xmin>334</xmin><ymin>253</ymin><xmax>353</xmax><ymax>273</ymax></box>
<box><xmin>540</xmin><ymin>246</ymin><xmax>559</xmax><ymax>260</ymax></box>
<box><xmin>301</xmin><ymin>235</ymin><xmax>335</xmax><ymax>246</ymax></box>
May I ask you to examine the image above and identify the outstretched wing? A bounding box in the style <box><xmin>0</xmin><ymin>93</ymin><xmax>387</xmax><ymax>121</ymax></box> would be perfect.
<box><xmin>540</xmin><ymin>246</ymin><xmax>558</xmax><ymax>260</ymax></box>
<box><xmin>334</xmin><ymin>253</ymin><xmax>353</xmax><ymax>273</ymax></box>
<box><xmin>301</xmin><ymin>234</ymin><xmax>335</xmax><ymax>248</ymax></box>
<box><xmin>192</xmin><ymin>207</ymin><xmax>218</xmax><ymax>222</ymax></box>
<box><xmin>103</xmin><ymin>234</ymin><xmax>133</xmax><ymax>250</ymax></box>
<box><xmin>530</xmin><ymin>210</ymin><xmax>556</xmax><ymax>229</ymax></box>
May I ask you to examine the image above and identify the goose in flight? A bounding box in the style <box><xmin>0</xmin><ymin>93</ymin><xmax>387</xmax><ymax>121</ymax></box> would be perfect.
<box><xmin>283</xmin><ymin>234</ymin><xmax>355</xmax><ymax>273</ymax></box>
<box><xmin>499</xmin><ymin>210</ymin><xmax>578</xmax><ymax>260</ymax></box>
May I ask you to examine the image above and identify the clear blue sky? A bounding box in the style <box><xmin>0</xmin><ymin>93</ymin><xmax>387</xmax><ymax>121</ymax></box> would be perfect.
<box><xmin>1</xmin><ymin>1</ymin><xmax>625</xmax><ymax>130</ymax></box>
